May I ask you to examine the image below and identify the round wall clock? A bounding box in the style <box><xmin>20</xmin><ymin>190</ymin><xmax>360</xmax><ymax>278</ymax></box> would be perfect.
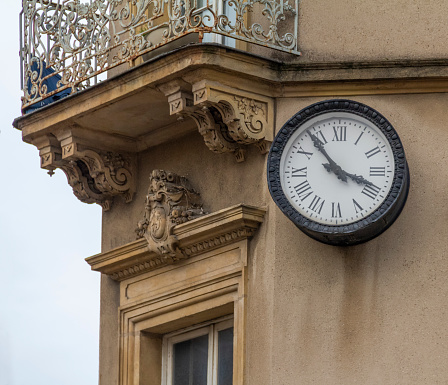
<box><xmin>267</xmin><ymin>99</ymin><xmax>409</xmax><ymax>246</ymax></box>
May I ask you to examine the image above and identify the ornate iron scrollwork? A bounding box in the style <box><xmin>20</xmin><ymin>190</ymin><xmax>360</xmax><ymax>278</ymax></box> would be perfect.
<box><xmin>20</xmin><ymin>0</ymin><xmax>299</xmax><ymax>111</ymax></box>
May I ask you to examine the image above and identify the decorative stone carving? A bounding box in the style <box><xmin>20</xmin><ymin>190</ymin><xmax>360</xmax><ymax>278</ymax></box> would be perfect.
<box><xmin>86</xmin><ymin>204</ymin><xmax>266</xmax><ymax>281</ymax></box>
<box><xmin>159</xmin><ymin>79</ymin><xmax>273</xmax><ymax>161</ymax></box>
<box><xmin>193</xmin><ymin>86</ymin><xmax>267</xmax><ymax>145</ymax></box>
<box><xmin>112</xmin><ymin>226</ymin><xmax>256</xmax><ymax>280</ymax></box>
<box><xmin>186</xmin><ymin>106</ymin><xmax>246</xmax><ymax>163</ymax></box>
<box><xmin>181</xmin><ymin>227</ymin><xmax>257</xmax><ymax>257</ymax></box>
<box><xmin>35</xmin><ymin>133</ymin><xmax>135</xmax><ymax>210</ymax></box>
<box><xmin>136</xmin><ymin>170</ymin><xmax>205</xmax><ymax>260</ymax></box>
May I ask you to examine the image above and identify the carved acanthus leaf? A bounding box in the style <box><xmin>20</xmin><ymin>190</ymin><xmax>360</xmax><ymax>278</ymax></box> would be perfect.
<box><xmin>136</xmin><ymin>170</ymin><xmax>206</xmax><ymax>258</ymax></box>
<box><xmin>60</xmin><ymin>160</ymin><xmax>113</xmax><ymax>210</ymax></box>
<box><xmin>192</xmin><ymin>85</ymin><xmax>270</xmax><ymax>147</ymax></box>
<box><xmin>160</xmin><ymin>80</ymin><xmax>273</xmax><ymax>160</ymax></box>
<box><xmin>183</xmin><ymin>106</ymin><xmax>246</xmax><ymax>162</ymax></box>
<box><xmin>36</xmin><ymin>134</ymin><xmax>135</xmax><ymax>210</ymax></box>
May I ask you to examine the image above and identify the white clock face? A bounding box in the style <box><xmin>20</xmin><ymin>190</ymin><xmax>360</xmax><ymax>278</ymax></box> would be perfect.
<box><xmin>280</xmin><ymin>112</ymin><xmax>395</xmax><ymax>225</ymax></box>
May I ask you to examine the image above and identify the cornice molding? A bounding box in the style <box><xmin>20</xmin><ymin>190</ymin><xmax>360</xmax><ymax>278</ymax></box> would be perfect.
<box><xmin>15</xmin><ymin>45</ymin><xmax>448</xmax><ymax>140</ymax></box>
<box><xmin>85</xmin><ymin>204</ymin><xmax>266</xmax><ymax>281</ymax></box>
<box><xmin>13</xmin><ymin>46</ymin><xmax>448</xmax><ymax>206</ymax></box>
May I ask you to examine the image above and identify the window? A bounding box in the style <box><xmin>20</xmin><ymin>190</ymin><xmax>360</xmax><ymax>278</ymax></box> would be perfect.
<box><xmin>111</xmin><ymin>204</ymin><xmax>265</xmax><ymax>385</ymax></box>
<box><xmin>162</xmin><ymin>317</ymin><xmax>234</xmax><ymax>385</ymax></box>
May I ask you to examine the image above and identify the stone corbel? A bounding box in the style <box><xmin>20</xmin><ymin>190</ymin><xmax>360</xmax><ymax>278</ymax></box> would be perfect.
<box><xmin>34</xmin><ymin>135</ymin><xmax>62</xmax><ymax>175</ymax></box>
<box><xmin>192</xmin><ymin>80</ymin><xmax>273</xmax><ymax>154</ymax></box>
<box><xmin>159</xmin><ymin>79</ymin><xmax>273</xmax><ymax>161</ymax></box>
<box><xmin>135</xmin><ymin>169</ymin><xmax>206</xmax><ymax>261</ymax></box>
<box><xmin>158</xmin><ymin>81</ymin><xmax>245</xmax><ymax>162</ymax></box>
<box><xmin>34</xmin><ymin>131</ymin><xmax>136</xmax><ymax>210</ymax></box>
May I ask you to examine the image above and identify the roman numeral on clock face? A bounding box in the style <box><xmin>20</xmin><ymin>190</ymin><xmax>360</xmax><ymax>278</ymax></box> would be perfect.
<box><xmin>294</xmin><ymin>180</ymin><xmax>313</xmax><ymax>201</ymax></box>
<box><xmin>291</xmin><ymin>167</ymin><xmax>307</xmax><ymax>177</ymax></box>
<box><xmin>352</xmin><ymin>199</ymin><xmax>363</xmax><ymax>214</ymax></box>
<box><xmin>332</xmin><ymin>126</ymin><xmax>347</xmax><ymax>141</ymax></box>
<box><xmin>361</xmin><ymin>184</ymin><xmax>381</xmax><ymax>199</ymax></box>
<box><xmin>365</xmin><ymin>146</ymin><xmax>381</xmax><ymax>159</ymax></box>
<box><xmin>354</xmin><ymin>131</ymin><xmax>364</xmax><ymax>145</ymax></box>
<box><xmin>309</xmin><ymin>195</ymin><xmax>325</xmax><ymax>214</ymax></box>
<box><xmin>297</xmin><ymin>146</ymin><xmax>313</xmax><ymax>160</ymax></box>
<box><xmin>315</xmin><ymin>130</ymin><xmax>328</xmax><ymax>144</ymax></box>
<box><xmin>331</xmin><ymin>202</ymin><xmax>342</xmax><ymax>218</ymax></box>
<box><xmin>369</xmin><ymin>167</ymin><xmax>386</xmax><ymax>177</ymax></box>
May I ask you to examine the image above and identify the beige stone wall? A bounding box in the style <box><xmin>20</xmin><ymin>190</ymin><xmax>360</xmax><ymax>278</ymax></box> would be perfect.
<box><xmin>105</xmin><ymin>0</ymin><xmax>448</xmax><ymax>75</ymax></box>
<box><xmin>253</xmin><ymin>93</ymin><xmax>448</xmax><ymax>384</ymax></box>
<box><xmin>297</xmin><ymin>1</ymin><xmax>448</xmax><ymax>62</ymax></box>
<box><xmin>251</xmin><ymin>0</ymin><xmax>448</xmax><ymax>63</ymax></box>
<box><xmin>99</xmin><ymin>91</ymin><xmax>448</xmax><ymax>384</ymax></box>
<box><xmin>99</xmin><ymin>133</ymin><xmax>269</xmax><ymax>385</ymax></box>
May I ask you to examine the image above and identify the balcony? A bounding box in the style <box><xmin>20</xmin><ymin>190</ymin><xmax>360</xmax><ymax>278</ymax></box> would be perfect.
<box><xmin>20</xmin><ymin>0</ymin><xmax>299</xmax><ymax>112</ymax></box>
<box><xmin>15</xmin><ymin>0</ymin><xmax>301</xmax><ymax>211</ymax></box>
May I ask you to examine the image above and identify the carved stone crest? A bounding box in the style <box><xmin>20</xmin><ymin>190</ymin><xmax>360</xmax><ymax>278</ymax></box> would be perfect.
<box><xmin>136</xmin><ymin>170</ymin><xmax>205</xmax><ymax>260</ymax></box>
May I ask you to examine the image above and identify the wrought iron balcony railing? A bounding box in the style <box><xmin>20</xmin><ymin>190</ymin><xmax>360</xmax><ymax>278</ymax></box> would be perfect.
<box><xmin>20</xmin><ymin>0</ymin><xmax>299</xmax><ymax>112</ymax></box>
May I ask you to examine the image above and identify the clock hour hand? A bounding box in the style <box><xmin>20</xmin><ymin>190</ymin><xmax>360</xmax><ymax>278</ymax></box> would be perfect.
<box><xmin>306</xmin><ymin>130</ymin><xmax>348</xmax><ymax>182</ymax></box>
<box><xmin>322</xmin><ymin>164</ymin><xmax>374</xmax><ymax>186</ymax></box>
<box><xmin>322</xmin><ymin>162</ymin><xmax>348</xmax><ymax>182</ymax></box>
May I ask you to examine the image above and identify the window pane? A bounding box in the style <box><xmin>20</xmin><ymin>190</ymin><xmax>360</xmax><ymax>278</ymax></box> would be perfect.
<box><xmin>217</xmin><ymin>327</ymin><xmax>233</xmax><ymax>385</ymax></box>
<box><xmin>173</xmin><ymin>334</ymin><xmax>208</xmax><ymax>385</ymax></box>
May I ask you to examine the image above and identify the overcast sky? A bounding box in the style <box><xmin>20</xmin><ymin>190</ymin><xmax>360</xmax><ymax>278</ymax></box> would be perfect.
<box><xmin>0</xmin><ymin>2</ymin><xmax>102</xmax><ymax>384</ymax></box>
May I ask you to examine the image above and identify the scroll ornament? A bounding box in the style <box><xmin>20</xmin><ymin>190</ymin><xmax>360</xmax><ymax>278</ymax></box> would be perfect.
<box><xmin>37</xmin><ymin>132</ymin><xmax>136</xmax><ymax>211</ymax></box>
<box><xmin>161</xmin><ymin>81</ymin><xmax>273</xmax><ymax>161</ymax></box>
<box><xmin>136</xmin><ymin>170</ymin><xmax>205</xmax><ymax>260</ymax></box>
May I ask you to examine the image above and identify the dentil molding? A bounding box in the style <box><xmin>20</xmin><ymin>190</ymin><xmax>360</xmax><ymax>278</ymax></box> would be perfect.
<box><xmin>86</xmin><ymin>204</ymin><xmax>266</xmax><ymax>281</ymax></box>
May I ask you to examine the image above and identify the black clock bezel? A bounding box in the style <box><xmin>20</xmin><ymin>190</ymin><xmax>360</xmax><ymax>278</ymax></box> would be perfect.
<box><xmin>267</xmin><ymin>99</ymin><xmax>409</xmax><ymax>246</ymax></box>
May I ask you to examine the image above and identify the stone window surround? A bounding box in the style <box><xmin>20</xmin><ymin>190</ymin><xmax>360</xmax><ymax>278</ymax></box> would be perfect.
<box><xmin>86</xmin><ymin>204</ymin><xmax>266</xmax><ymax>385</ymax></box>
<box><xmin>118</xmin><ymin>241</ymin><xmax>246</xmax><ymax>385</ymax></box>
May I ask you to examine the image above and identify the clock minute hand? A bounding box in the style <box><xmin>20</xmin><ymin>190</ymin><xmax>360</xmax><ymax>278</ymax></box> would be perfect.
<box><xmin>306</xmin><ymin>130</ymin><xmax>348</xmax><ymax>183</ymax></box>
<box><xmin>341</xmin><ymin>171</ymin><xmax>374</xmax><ymax>186</ymax></box>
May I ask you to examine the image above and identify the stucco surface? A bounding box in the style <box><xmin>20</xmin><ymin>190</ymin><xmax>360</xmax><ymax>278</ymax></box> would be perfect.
<box><xmin>99</xmin><ymin>93</ymin><xmax>448</xmax><ymax>384</ymax></box>
<box><xmin>257</xmin><ymin>94</ymin><xmax>448</xmax><ymax>384</ymax></box>
<box><xmin>297</xmin><ymin>0</ymin><xmax>448</xmax><ymax>62</ymax></box>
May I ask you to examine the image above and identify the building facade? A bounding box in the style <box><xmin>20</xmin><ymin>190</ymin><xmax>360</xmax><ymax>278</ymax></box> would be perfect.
<box><xmin>14</xmin><ymin>1</ymin><xmax>448</xmax><ymax>384</ymax></box>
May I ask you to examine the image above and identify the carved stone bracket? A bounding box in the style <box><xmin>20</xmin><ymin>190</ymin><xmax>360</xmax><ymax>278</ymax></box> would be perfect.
<box><xmin>86</xmin><ymin>204</ymin><xmax>266</xmax><ymax>281</ymax></box>
<box><xmin>35</xmin><ymin>131</ymin><xmax>136</xmax><ymax>210</ymax></box>
<box><xmin>135</xmin><ymin>170</ymin><xmax>205</xmax><ymax>260</ymax></box>
<box><xmin>159</xmin><ymin>79</ymin><xmax>274</xmax><ymax>162</ymax></box>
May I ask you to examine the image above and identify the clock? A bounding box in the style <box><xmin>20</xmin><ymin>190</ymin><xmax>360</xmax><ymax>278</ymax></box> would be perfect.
<box><xmin>267</xmin><ymin>99</ymin><xmax>409</xmax><ymax>246</ymax></box>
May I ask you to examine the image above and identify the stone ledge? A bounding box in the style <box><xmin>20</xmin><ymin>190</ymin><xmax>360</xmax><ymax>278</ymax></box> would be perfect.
<box><xmin>85</xmin><ymin>204</ymin><xmax>266</xmax><ymax>281</ymax></box>
<box><xmin>14</xmin><ymin>45</ymin><xmax>448</xmax><ymax>149</ymax></box>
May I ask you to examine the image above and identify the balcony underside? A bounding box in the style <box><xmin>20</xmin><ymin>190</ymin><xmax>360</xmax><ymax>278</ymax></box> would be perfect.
<box><xmin>14</xmin><ymin>45</ymin><xmax>448</xmax><ymax>152</ymax></box>
<box><xmin>13</xmin><ymin>44</ymin><xmax>448</xmax><ymax>210</ymax></box>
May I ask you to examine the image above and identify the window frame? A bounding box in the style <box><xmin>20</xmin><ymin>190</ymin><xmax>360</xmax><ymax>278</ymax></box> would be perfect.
<box><xmin>162</xmin><ymin>316</ymin><xmax>234</xmax><ymax>385</ymax></box>
<box><xmin>117</xmin><ymin>235</ymin><xmax>254</xmax><ymax>385</ymax></box>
